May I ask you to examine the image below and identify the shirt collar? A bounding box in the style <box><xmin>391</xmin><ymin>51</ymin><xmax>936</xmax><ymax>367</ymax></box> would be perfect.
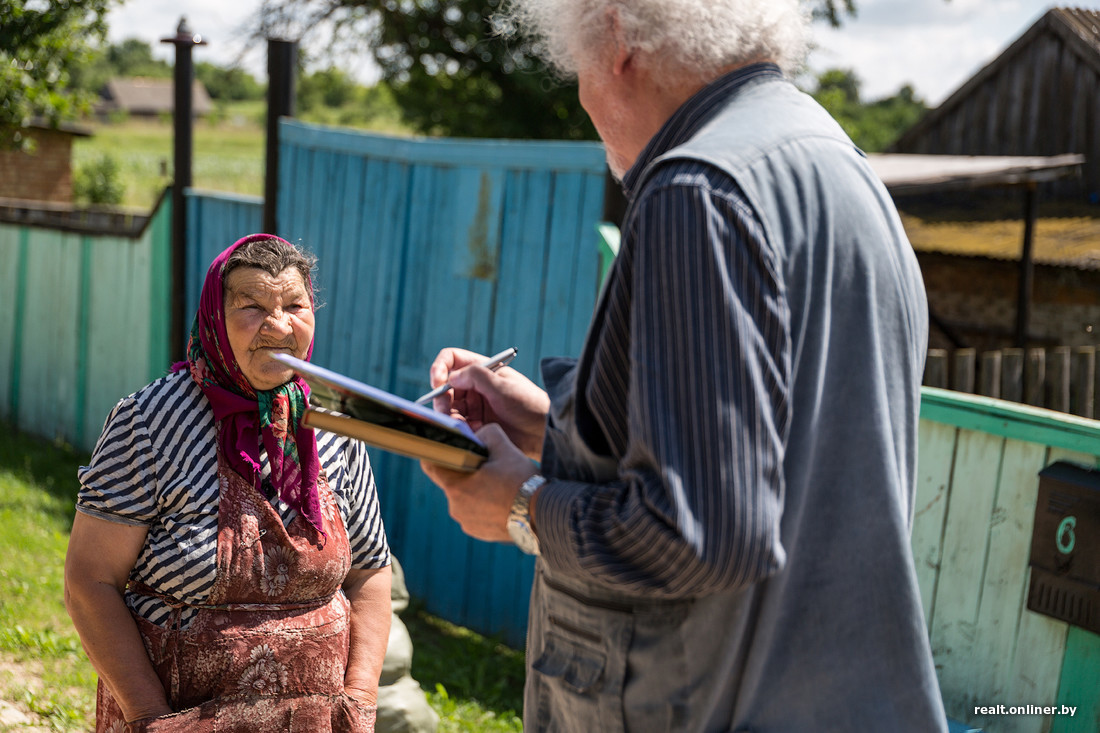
<box><xmin>621</xmin><ymin>62</ymin><xmax>783</xmax><ymax>198</ymax></box>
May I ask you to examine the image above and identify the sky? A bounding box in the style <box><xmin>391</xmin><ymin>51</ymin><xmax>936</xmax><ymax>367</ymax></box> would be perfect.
<box><xmin>108</xmin><ymin>0</ymin><xmax>1100</xmax><ymax>107</ymax></box>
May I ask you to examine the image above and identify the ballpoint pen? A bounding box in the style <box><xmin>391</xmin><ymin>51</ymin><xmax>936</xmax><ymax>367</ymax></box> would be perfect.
<box><xmin>414</xmin><ymin>347</ymin><xmax>519</xmax><ymax>405</ymax></box>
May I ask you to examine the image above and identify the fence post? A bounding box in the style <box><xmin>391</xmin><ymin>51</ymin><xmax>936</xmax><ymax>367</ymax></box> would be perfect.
<box><xmin>952</xmin><ymin>348</ymin><xmax>976</xmax><ymax>394</ymax></box>
<box><xmin>264</xmin><ymin>38</ymin><xmax>298</xmax><ymax>236</ymax></box>
<box><xmin>1049</xmin><ymin>347</ymin><xmax>1071</xmax><ymax>413</ymax></box>
<box><xmin>160</xmin><ymin>18</ymin><xmax>207</xmax><ymax>363</ymax></box>
<box><xmin>1071</xmin><ymin>346</ymin><xmax>1096</xmax><ymax>418</ymax></box>
<box><xmin>1001</xmin><ymin>348</ymin><xmax>1024</xmax><ymax>404</ymax></box>
<box><xmin>925</xmin><ymin>349</ymin><xmax>949</xmax><ymax>388</ymax></box>
<box><xmin>1026</xmin><ymin>348</ymin><xmax>1046</xmax><ymax>407</ymax></box>
<box><xmin>980</xmin><ymin>351</ymin><xmax>1002</xmax><ymax>399</ymax></box>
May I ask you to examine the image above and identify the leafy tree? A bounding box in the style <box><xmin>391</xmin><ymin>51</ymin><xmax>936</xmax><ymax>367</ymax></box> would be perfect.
<box><xmin>0</xmin><ymin>0</ymin><xmax>115</xmax><ymax>148</ymax></box>
<box><xmin>299</xmin><ymin>67</ymin><xmax>360</xmax><ymax>111</ymax></box>
<box><xmin>808</xmin><ymin>68</ymin><xmax>926</xmax><ymax>152</ymax></box>
<box><xmin>253</xmin><ymin>0</ymin><xmax>865</xmax><ymax>140</ymax></box>
<box><xmin>73</xmin><ymin>153</ymin><xmax>126</xmax><ymax>205</ymax></box>
<box><xmin>70</xmin><ymin>38</ymin><xmax>174</xmax><ymax>100</ymax></box>
<box><xmin>105</xmin><ymin>38</ymin><xmax>172</xmax><ymax>78</ymax></box>
<box><xmin>196</xmin><ymin>62</ymin><xmax>266</xmax><ymax>101</ymax></box>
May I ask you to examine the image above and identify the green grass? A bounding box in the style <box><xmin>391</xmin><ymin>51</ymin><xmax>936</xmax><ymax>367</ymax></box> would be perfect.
<box><xmin>0</xmin><ymin>422</ymin><xmax>525</xmax><ymax>731</ymax></box>
<box><xmin>404</xmin><ymin>606</ymin><xmax>525</xmax><ymax>732</ymax></box>
<box><xmin>73</xmin><ymin>100</ymin><xmax>414</xmax><ymax>210</ymax></box>
<box><xmin>0</xmin><ymin>424</ymin><xmax>96</xmax><ymax>730</ymax></box>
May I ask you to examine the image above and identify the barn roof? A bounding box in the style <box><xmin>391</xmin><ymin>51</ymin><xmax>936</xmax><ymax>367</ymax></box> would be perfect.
<box><xmin>894</xmin><ymin>7</ymin><xmax>1100</xmax><ymax>150</ymax></box>
<box><xmin>99</xmin><ymin>77</ymin><xmax>212</xmax><ymax>116</ymax></box>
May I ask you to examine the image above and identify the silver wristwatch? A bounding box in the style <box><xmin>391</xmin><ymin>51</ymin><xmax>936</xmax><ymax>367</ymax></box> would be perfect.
<box><xmin>508</xmin><ymin>474</ymin><xmax>546</xmax><ymax>555</ymax></box>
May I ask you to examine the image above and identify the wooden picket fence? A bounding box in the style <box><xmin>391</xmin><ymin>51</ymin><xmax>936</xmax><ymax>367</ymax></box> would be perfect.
<box><xmin>924</xmin><ymin>346</ymin><xmax>1100</xmax><ymax>418</ymax></box>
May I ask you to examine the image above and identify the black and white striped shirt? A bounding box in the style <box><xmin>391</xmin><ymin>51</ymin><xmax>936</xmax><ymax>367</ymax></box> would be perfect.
<box><xmin>77</xmin><ymin>370</ymin><xmax>390</xmax><ymax>627</ymax></box>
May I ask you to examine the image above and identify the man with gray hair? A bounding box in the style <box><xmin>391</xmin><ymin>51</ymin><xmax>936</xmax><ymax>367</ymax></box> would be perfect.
<box><xmin>421</xmin><ymin>1</ymin><xmax>947</xmax><ymax>730</ymax></box>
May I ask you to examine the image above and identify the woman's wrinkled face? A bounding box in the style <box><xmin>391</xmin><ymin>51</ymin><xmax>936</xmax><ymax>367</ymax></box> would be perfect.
<box><xmin>223</xmin><ymin>266</ymin><xmax>315</xmax><ymax>391</ymax></box>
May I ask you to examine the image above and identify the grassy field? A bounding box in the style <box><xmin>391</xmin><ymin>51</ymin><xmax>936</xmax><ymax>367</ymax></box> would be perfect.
<box><xmin>72</xmin><ymin>100</ymin><xmax>413</xmax><ymax>210</ymax></box>
<box><xmin>0</xmin><ymin>423</ymin><xmax>523</xmax><ymax>732</ymax></box>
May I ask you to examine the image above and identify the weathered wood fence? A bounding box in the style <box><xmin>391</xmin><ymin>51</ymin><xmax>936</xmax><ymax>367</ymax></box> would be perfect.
<box><xmin>919</xmin><ymin>390</ymin><xmax>1100</xmax><ymax>733</ymax></box>
<box><xmin>925</xmin><ymin>346</ymin><xmax>1100</xmax><ymax>418</ymax></box>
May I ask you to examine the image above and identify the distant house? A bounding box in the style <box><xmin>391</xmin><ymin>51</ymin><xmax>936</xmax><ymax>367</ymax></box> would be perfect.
<box><xmin>0</xmin><ymin>119</ymin><xmax>92</xmax><ymax>204</ymax></box>
<box><xmin>98</xmin><ymin>77</ymin><xmax>213</xmax><ymax>119</ymax></box>
<box><xmin>892</xmin><ymin>7</ymin><xmax>1100</xmax><ymax>201</ymax></box>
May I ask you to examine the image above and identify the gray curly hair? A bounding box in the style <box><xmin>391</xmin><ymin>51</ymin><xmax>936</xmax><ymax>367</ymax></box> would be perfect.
<box><xmin>499</xmin><ymin>0</ymin><xmax>811</xmax><ymax>82</ymax></box>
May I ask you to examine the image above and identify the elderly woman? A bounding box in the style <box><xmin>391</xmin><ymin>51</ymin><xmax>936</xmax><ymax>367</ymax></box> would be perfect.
<box><xmin>65</xmin><ymin>234</ymin><xmax>391</xmax><ymax>732</ymax></box>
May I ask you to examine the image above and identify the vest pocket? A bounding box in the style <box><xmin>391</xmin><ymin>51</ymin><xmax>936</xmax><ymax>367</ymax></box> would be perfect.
<box><xmin>528</xmin><ymin>578</ymin><xmax>633</xmax><ymax>733</ymax></box>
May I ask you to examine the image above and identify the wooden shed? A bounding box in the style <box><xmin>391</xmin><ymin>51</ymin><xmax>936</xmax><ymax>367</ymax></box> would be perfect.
<box><xmin>98</xmin><ymin>77</ymin><xmax>212</xmax><ymax>119</ymax></box>
<box><xmin>0</xmin><ymin>120</ymin><xmax>92</xmax><ymax>204</ymax></box>
<box><xmin>892</xmin><ymin>7</ymin><xmax>1100</xmax><ymax>202</ymax></box>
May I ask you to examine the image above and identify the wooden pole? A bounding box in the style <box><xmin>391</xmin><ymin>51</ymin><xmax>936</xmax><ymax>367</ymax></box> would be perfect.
<box><xmin>1015</xmin><ymin>182</ymin><xmax>1038</xmax><ymax>350</ymax></box>
<box><xmin>264</xmin><ymin>39</ymin><xmax>298</xmax><ymax>235</ymax></box>
<box><xmin>161</xmin><ymin>17</ymin><xmax>206</xmax><ymax>363</ymax></box>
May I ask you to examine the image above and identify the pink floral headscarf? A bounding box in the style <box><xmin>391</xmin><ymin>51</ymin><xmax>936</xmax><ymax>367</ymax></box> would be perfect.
<box><xmin>172</xmin><ymin>234</ymin><xmax>325</xmax><ymax>539</ymax></box>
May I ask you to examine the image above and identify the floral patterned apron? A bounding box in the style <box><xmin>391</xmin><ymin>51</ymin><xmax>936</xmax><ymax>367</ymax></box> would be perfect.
<box><xmin>95</xmin><ymin>458</ymin><xmax>376</xmax><ymax>733</ymax></box>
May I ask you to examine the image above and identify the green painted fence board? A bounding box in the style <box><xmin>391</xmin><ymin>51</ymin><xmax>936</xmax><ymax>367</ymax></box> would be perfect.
<box><xmin>147</xmin><ymin>196</ymin><xmax>172</xmax><ymax>381</ymax></box>
<box><xmin>913</xmin><ymin>419</ymin><xmax>957</xmax><ymax>630</ymax></box>
<box><xmin>0</xmin><ymin>226</ymin><xmax>23</xmax><ymax>420</ymax></box>
<box><xmin>82</xmin><ymin>234</ymin><xmax>156</xmax><ymax>444</ymax></box>
<box><xmin>18</xmin><ymin>229</ymin><xmax>82</xmax><ymax>442</ymax></box>
<box><xmin>915</xmin><ymin>399</ymin><xmax>1100</xmax><ymax>732</ymax></box>
<box><xmin>922</xmin><ymin>387</ymin><xmax>1100</xmax><ymax>455</ymax></box>
<box><xmin>1053</xmin><ymin>627</ymin><xmax>1100</xmax><ymax>733</ymax></box>
<box><xmin>1</xmin><ymin>198</ymin><xmax>172</xmax><ymax>451</ymax></box>
<box><xmin>931</xmin><ymin>429</ymin><xmax>1005</xmax><ymax>719</ymax></box>
<box><xmin>970</xmin><ymin>440</ymin><xmax>1049</xmax><ymax>733</ymax></box>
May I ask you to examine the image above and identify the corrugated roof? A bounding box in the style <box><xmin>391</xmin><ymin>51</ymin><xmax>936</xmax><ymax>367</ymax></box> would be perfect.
<box><xmin>868</xmin><ymin>153</ymin><xmax>1084</xmax><ymax>194</ymax></box>
<box><xmin>99</xmin><ymin>77</ymin><xmax>212</xmax><ymax>115</ymax></box>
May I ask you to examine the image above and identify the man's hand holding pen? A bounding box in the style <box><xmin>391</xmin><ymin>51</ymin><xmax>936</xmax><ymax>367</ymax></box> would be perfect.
<box><xmin>424</xmin><ymin>347</ymin><xmax>550</xmax><ymax>461</ymax></box>
<box><xmin>419</xmin><ymin>347</ymin><xmax>552</xmax><ymax>545</ymax></box>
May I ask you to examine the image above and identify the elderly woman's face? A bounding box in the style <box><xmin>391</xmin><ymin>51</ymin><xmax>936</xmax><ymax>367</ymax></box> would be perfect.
<box><xmin>224</xmin><ymin>266</ymin><xmax>315</xmax><ymax>391</ymax></box>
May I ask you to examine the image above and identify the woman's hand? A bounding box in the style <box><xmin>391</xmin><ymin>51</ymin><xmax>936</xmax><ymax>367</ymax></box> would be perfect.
<box><xmin>428</xmin><ymin>347</ymin><xmax>550</xmax><ymax>461</ymax></box>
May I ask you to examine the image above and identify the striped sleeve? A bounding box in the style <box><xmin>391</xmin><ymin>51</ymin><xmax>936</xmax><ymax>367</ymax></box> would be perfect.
<box><xmin>339</xmin><ymin>438</ymin><xmax>391</xmax><ymax>570</ymax></box>
<box><xmin>536</xmin><ymin>171</ymin><xmax>790</xmax><ymax>597</ymax></box>
<box><xmin>76</xmin><ymin>395</ymin><xmax>160</xmax><ymax>526</ymax></box>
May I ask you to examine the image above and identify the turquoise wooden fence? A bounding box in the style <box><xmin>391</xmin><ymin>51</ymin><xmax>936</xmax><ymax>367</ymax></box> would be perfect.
<box><xmin>917</xmin><ymin>389</ymin><xmax>1100</xmax><ymax>733</ymax></box>
<box><xmin>186</xmin><ymin>119</ymin><xmax>609</xmax><ymax>644</ymax></box>
<box><xmin>0</xmin><ymin>201</ymin><xmax>172</xmax><ymax>452</ymax></box>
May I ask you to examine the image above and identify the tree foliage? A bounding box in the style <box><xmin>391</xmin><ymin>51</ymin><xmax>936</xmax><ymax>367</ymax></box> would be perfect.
<box><xmin>196</xmin><ymin>62</ymin><xmax>266</xmax><ymax>102</ymax></box>
<box><xmin>0</xmin><ymin>0</ymin><xmax>115</xmax><ymax>148</ymax></box>
<box><xmin>808</xmin><ymin>68</ymin><xmax>926</xmax><ymax>152</ymax></box>
<box><xmin>255</xmin><ymin>0</ymin><xmax>862</xmax><ymax>140</ymax></box>
<box><xmin>70</xmin><ymin>38</ymin><xmax>173</xmax><ymax>100</ymax></box>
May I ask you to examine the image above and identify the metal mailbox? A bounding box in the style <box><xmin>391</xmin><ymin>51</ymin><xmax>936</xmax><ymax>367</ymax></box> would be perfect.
<box><xmin>1027</xmin><ymin>461</ymin><xmax>1100</xmax><ymax>634</ymax></box>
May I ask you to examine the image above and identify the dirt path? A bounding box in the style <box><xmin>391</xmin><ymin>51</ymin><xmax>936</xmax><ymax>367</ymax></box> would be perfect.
<box><xmin>0</xmin><ymin>657</ymin><xmax>83</xmax><ymax>732</ymax></box>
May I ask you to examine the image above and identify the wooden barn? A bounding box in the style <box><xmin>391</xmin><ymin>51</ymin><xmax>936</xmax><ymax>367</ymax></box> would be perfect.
<box><xmin>97</xmin><ymin>77</ymin><xmax>212</xmax><ymax>119</ymax></box>
<box><xmin>892</xmin><ymin>7</ymin><xmax>1100</xmax><ymax>202</ymax></box>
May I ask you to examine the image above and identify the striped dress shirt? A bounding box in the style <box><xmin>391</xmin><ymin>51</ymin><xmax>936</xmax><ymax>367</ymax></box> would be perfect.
<box><xmin>535</xmin><ymin>64</ymin><xmax>790</xmax><ymax>597</ymax></box>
